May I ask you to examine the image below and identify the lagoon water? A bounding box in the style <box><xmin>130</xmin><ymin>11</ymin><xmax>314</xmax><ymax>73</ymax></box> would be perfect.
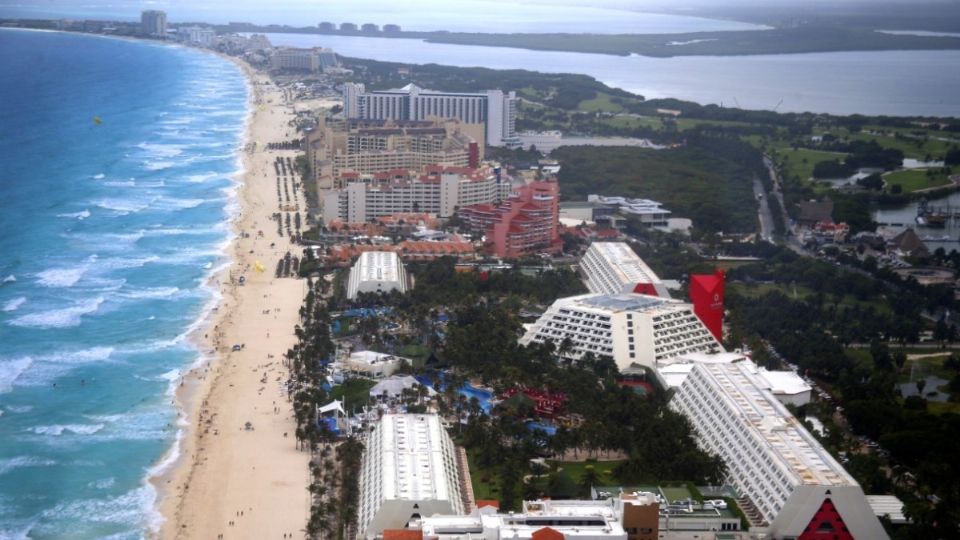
<box><xmin>266</xmin><ymin>32</ymin><xmax>960</xmax><ymax>117</ymax></box>
<box><xmin>0</xmin><ymin>29</ymin><xmax>245</xmax><ymax>538</ymax></box>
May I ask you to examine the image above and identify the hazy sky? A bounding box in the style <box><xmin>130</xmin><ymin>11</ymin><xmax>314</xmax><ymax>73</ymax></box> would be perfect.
<box><xmin>0</xmin><ymin>0</ymin><xmax>953</xmax><ymax>29</ymax></box>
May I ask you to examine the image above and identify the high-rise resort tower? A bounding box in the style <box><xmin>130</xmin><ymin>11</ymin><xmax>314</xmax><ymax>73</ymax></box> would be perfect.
<box><xmin>140</xmin><ymin>10</ymin><xmax>167</xmax><ymax>37</ymax></box>
<box><xmin>342</xmin><ymin>83</ymin><xmax>518</xmax><ymax>147</ymax></box>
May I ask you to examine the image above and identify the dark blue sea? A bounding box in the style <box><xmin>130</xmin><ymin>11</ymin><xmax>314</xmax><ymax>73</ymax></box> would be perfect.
<box><xmin>0</xmin><ymin>29</ymin><xmax>247</xmax><ymax>539</ymax></box>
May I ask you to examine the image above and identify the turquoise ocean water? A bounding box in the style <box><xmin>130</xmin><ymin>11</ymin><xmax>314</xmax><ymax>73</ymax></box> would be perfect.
<box><xmin>0</xmin><ymin>29</ymin><xmax>247</xmax><ymax>538</ymax></box>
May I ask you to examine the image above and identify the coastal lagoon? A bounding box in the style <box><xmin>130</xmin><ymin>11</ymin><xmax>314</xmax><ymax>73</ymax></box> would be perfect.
<box><xmin>0</xmin><ymin>29</ymin><xmax>246</xmax><ymax>538</ymax></box>
<box><xmin>266</xmin><ymin>32</ymin><xmax>960</xmax><ymax>117</ymax></box>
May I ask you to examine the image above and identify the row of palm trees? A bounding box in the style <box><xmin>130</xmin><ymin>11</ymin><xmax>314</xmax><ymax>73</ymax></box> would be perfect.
<box><xmin>286</xmin><ymin>278</ymin><xmax>365</xmax><ymax>540</ymax></box>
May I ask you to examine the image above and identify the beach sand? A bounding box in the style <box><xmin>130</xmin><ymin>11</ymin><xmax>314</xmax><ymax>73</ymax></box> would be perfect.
<box><xmin>154</xmin><ymin>61</ymin><xmax>311</xmax><ymax>539</ymax></box>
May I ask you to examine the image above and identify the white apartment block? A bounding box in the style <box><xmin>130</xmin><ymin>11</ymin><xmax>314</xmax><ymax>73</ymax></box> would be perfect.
<box><xmin>342</xmin><ymin>83</ymin><xmax>518</xmax><ymax>147</ymax></box>
<box><xmin>670</xmin><ymin>361</ymin><xmax>888</xmax><ymax>539</ymax></box>
<box><xmin>346</xmin><ymin>251</ymin><xmax>409</xmax><ymax>299</ymax></box>
<box><xmin>519</xmin><ymin>293</ymin><xmax>721</xmax><ymax>370</ymax></box>
<box><xmin>323</xmin><ymin>169</ymin><xmax>510</xmax><ymax>223</ymax></box>
<box><xmin>358</xmin><ymin>414</ymin><xmax>464</xmax><ymax>538</ymax></box>
<box><xmin>580</xmin><ymin>242</ymin><xmax>670</xmax><ymax>297</ymax></box>
<box><xmin>140</xmin><ymin>10</ymin><xmax>166</xmax><ymax>37</ymax></box>
<box><xmin>656</xmin><ymin>352</ymin><xmax>813</xmax><ymax>408</ymax></box>
<box><xmin>180</xmin><ymin>26</ymin><xmax>215</xmax><ymax>47</ymax></box>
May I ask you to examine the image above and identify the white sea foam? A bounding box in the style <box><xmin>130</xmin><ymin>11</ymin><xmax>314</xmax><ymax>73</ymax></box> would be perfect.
<box><xmin>36</xmin><ymin>266</ymin><xmax>85</xmax><ymax>288</ymax></box>
<box><xmin>0</xmin><ymin>358</ymin><xmax>33</xmax><ymax>393</ymax></box>
<box><xmin>2</xmin><ymin>275</ymin><xmax>15</xmax><ymax>284</ymax></box>
<box><xmin>29</xmin><ymin>424</ymin><xmax>106</xmax><ymax>436</ymax></box>
<box><xmin>118</xmin><ymin>287</ymin><xmax>180</xmax><ymax>300</ymax></box>
<box><xmin>2</xmin><ymin>297</ymin><xmax>26</xmax><ymax>312</ymax></box>
<box><xmin>56</xmin><ymin>209</ymin><xmax>91</xmax><ymax>219</ymax></box>
<box><xmin>143</xmin><ymin>160</ymin><xmax>174</xmax><ymax>171</ymax></box>
<box><xmin>136</xmin><ymin>142</ymin><xmax>183</xmax><ymax>158</ymax></box>
<box><xmin>88</xmin><ymin>477</ymin><xmax>116</xmax><ymax>489</ymax></box>
<box><xmin>8</xmin><ymin>296</ymin><xmax>105</xmax><ymax>329</ymax></box>
<box><xmin>183</xmin><ymin>172</ymin><xmax>219</xmax><ymax>183</ymax></box>
<box><xmin>92</xmin><ymin>197</ymin><xmax>153</xmax><ymax>214</ymax></box>
<box><xmin>0</xmin><ymin>347</ymin><xmax>115</xmax><ymax>389</ymax></box>
<box><xmin>5</xmin><ymin>405</ymin><xmax>33</xmax><ymax>413</ymax></box>
<box><xmin>155</xmin><ymin>197</ymin><xmax>206</xmax><ymax>210</ymax></box>
<box><xmin>0</xmin><ymin>456</ymin><xmax>58</xmax><ymax>476</ymax></box>
<box><xmin>103</xmin><ymin>180</ymin><xmax>136</xmax><ymax>187</ymax></box>
<box><xmin>40</xmin><ymin>484</ymin><xmax>158</xmax><ymax>529</ymax></box>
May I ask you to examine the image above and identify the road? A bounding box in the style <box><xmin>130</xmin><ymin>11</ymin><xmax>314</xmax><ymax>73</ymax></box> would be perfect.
<box><xmin>753</xmin><ymin>177</ymin><xmax>775</xmax><ymax>243</ymax></box>
<box><xmin>763</xmin><ymin>155</ymin><xmax>809</xmax><ymax>255</ymax></box>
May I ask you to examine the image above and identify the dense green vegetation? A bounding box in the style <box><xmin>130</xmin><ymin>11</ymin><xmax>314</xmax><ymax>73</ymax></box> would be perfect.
<box><xmin>345</xmin><ymin>57</ymin><xmax>633</xmax><ymax>110</ymax></box>
<box><xmin>553</xmin><ymin>136</ymin><xmax>765</xmax><ymax>234</ymax></box>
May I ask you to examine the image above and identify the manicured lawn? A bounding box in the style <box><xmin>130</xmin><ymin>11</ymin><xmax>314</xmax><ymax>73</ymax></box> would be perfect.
<box><xmin>849</xmin><ymin>132</ymin><xmax>955</xmax><ymax>160</ymax></box>
<box><xmin>898</xmin><ymin>354</ymin><xmax>956</xmax><ymax>383</ymax></box>
<box><xmin>883</xmin><ymin>169</ymin><xmax>953</xmax><ymax>193</ymax></box>
<box><xmin>771</xmin><ymin>146</ymin><xmax>847</xmax><ymax>183</ymax></box>
<box><xmin>549</xmin><ymin>459</ymin><xmax>623</xmax><ymax>486</ymax></box>
<box><xmin>577</xmin><ymin>92</ymin><xmax>625</xmax><ymax>113</ymax></box>
<box><xmin>601</xmin><ymin>115</ymin><xmax>663</xmax><ymax>130</ymax></box>
<box><xmin>661</xmin><ymin>485</ymin><xmax>693</xmax><ymax>503</ymax></box>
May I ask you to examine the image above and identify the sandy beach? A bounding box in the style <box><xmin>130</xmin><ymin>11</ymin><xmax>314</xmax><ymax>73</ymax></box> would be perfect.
<box><xmin>153</xmin><ymin>60</ymin><xmax>312</xmax><ymax>539</ymax></box>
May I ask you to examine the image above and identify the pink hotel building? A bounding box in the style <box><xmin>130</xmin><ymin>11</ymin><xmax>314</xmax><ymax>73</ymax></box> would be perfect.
<box><xmin>460</xmin><ymin>180</ymin><xmax>562</xmax><ymax>259</ymax></box>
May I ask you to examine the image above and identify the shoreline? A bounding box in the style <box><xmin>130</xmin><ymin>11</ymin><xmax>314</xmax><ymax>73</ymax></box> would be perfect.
<box><xmin>150</xmin><ymin>53</ymin><xmax>312</xmax><ymax>539</ymax></box>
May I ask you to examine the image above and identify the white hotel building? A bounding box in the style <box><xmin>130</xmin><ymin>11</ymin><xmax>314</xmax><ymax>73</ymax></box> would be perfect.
<box><xmin>580</xmin><ymin>241</ymin><xmax>670</xmax><ymax>298</ymax></box>
<box><xmin>519</xmin><ymin>293</ymin><xmax>721</xmax><ymax>370</ymax></box>
<box><xmin>343</xmin><ymin>83</ymin><xmax>518</xmax><ymax>147</ymax></box>
<box><xmin>670</xmin><ymin>361</ymin><xmax>888</xmax><ymax>539</ymax></box>
<box><xmin>346</xmin><ymin>251</ymin><xmax>409</xmax><ymax>300</ymax></box>
<box><xmin>322</xmin><ymin>168</ymin><xmax>511</xmax><ymax>223</ymax></box>
<box><xmin>358</xmin><ymin>414</ymin><xmax>465</xmax><ymax>538</ymax></box>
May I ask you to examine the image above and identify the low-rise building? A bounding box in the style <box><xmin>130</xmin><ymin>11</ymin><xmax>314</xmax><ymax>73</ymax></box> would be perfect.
<box><xmin>344</xmin><ymin>350</ymin><xmax>407</xmax><ymax>379</ymax></box>
<box><xmin>520</xmin><ymin>293</ymin><xmax>721</xmax><ymax>370</ymax></box>
<box><xmin>346</xmin><ymin>251</ymin><xmax>409</xmax><ymax>299</ymax></box>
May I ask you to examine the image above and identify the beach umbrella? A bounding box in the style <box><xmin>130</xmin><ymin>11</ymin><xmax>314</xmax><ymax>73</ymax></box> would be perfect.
<box><xmin>254</xmin><ymin>261</ymin><xmax>266</xmax><ymax>273</ymax></box>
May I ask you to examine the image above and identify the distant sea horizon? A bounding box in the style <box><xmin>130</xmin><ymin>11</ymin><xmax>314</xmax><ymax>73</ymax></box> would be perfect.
<box><xmin>0</xmin><ymin>28</ymin><xmax>247</xmax><ymax>539</ymax></box>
